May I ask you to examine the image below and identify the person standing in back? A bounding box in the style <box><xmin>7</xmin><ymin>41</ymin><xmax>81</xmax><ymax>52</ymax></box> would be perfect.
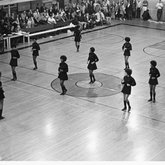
<box><xmin>0</xmin><ymin>72</ymin><xmax>5</xmax><ymax>120</ymax></box>
<box><xmin>58</xmin><ymin>55</ymin><xmax>68</xmax><ymax>95</ymax></box>
<box><xmin>9</xmin><ymin>45</ymin><xmax>20</xmax><ymax>81</ymax></box>
<box><xmin>87</xmin><ymin>47</ymin><xmax>99</xmax><ymax>84</ymax></box>
<box><xmin>121</xmin><ymin>68</ymin><xmax>136</xmax><ymax>112</ymax></box>
<box><xmin>74</xmin><ymin>25</ymin><xmax>82</xmax><ymax>52</ymax></box>
<box><xmin>122</xmin><ymin>37</ymin><xmax>132</xmax><ymax>69</ymax></box>
<box><xmin>32</xmin><ymin>38</ymin><xmax>40</xmax><ymax>70</ymax></box>
<box><xmin>148</xmin><ymin>60</ymin><xmax>160</xmax><ymax>103</ymax></box>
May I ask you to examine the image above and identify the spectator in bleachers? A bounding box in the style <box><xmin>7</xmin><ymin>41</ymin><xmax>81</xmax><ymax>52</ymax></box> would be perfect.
<box><xmin>56</xmin><ymin>11</ymin><xmax>65</xmax><ymax>22</ymax></box>
<box><xmin>21</xmin><ymin>11</ymin><xmax>27</xmax><ymax>23</ymax></box>
<box><xmin>45</xmin><ymin>9</ymin><xmax>50</xmax><ymax>19</ymax></box>
<box><xmin>120</xmin><ymin>1</ymin><xmax>126</xmax><ymax>21</ymax></box>
<box><xmin>77</xmin><ymin>10</ymin><xmax>87</xmax><ymax>29</ymax></box>
<box><xmin>0</xmin><ymin>18</ymin><xmax>10</xmax><ymax>35</ymax></box>
<box><xmin>156</xmin><ymin>0</ymin><xmax>164</xmax><ymax>22</ymax></box>
<box><xmin>0</xmin><ymin>33</ymin><xmax>4</xmax><ymax>53</ymax></box>
<box><xmin>60</xmin><ymin>9</ymin><xmax>68</xmax><ymax>21</ymax></box>
<box><xmin>115</xmin><ymin>2</ymin><xmax>120</xmax><ymax>20</ymax></box>
<box><xmin>72</xmin><ymin>3</ymin><xmax>78</xmax><ymax>11</ymax></box>
<box><xmin>106</xmin><ymin>0</ymin><xmax>111</xmax><ymax>11</ymax></box>
<box><xmin>15</xmin><ymin>15</ymin><xmax>21</xmax><ymax>31</ymax></box>
<box><xmin>136</xmin><ymin>0</ymin><xmax>142</xmax><ymax>18</ymax></box>
<box><xmin>102</xmin><ymin>0</ymin><xmax>108</xmax><ymax>13</ymax></box>
<box><xmin>142</xmin><ymin>8</ymin><xmax>151</xmax><ymax>21</ymax></box>
<box><xmin>1</xmin><ymin>0</ymin><xmax>158</xmax><ymax>37</ymax></box>
<box><xmin>93</xmin><ymin>0</ymin><xmax>100</xmax><ymax>11</ymax></box>
<box><xmin>126</xmin><ymin>0</ymin><xmax>133</xmax><ymax>20</ymax></box>
<box><xmin>33</xmin><ymin>9</ymin><xmax>41</xmax><ymax>25</ymax></box>
<box><xmin>71</xmin><ymin>10</ymin><xmax>77</xmax><ymax>20</ymax></box>
<box><xmin>64</xmin><ymin>5</ymin><xmax>70</xmax><ymax>19</ymax></box>
<box><xmin>27</xmin><ymin>16</ymin><xmax>35</xmax><ymax>28</ymax></box>
<box><xmin>27</xmin><ymin>9</ymin><xmax>33</xmax><ymax>18</ymax></box>
<box><xmin>36</xmin><ymin>3</ymin><xmax>40</xmax><ymax>11</ymax></box>
<box><xmin>40</xmin><ymin>3</ymin><xmax>47</xmax><ymax>13</ymax></box>
<box><xmin>142</xmin><ymin>0</ymin><xmax>148</xmax><ymax>10</ymax></box>
<box><xmin>132</xmin><ymin>0</ymin><xmax>137</xmax><ymax>18</ymax></box>
<box><xmin>40</xmin><ymin>10</ymin><xmax>49</xmax><ymax>23</ymax></box>
<box><xmin>110</xmin><ymin>1</ymin><xmax>116</xmax><ymax>19</ymax></box>
<box><xmin>95</xmin><ymin>9</ymin><xmax>105</xmax><ymax>25</ymax></box>
<box><xmin>0</xmin><ymin>6</ymin><xmax>6</xmax><ymax>20</ymax></box>
<box><xmin>9</xmin><ymin>13</ymin><xmax>17</xmax><ymax>32</ymax></box>
<box><xmin>52</xmin><ymin>4</ymin><xmax>59</xmax><ymax>15</ymax></box>
<box><xmin>142</xmin><ymin>0</ymin><xmax>148</xmax><ymax>17</ymax></box>
<box><xmin>81</xmin><ymin>2</ymin><xmax>86</xmax><ymax>14</ymax></box>
<box><xmin>48</xmin><ymin>14</ymin><xmax>57</xmax><ymax>24</ymax></box>
<box><xmin>48</xmin><ymin>6</ymin><xmax>54</xmax><ymax>17</ymax></box>
<box><xmin>85</xmin><ymin>0</ymin><xmax>95</xmax><ymax>15</ymax></box>
<box><xmin>84</xmin><ymin>12</ymin><xmax>95</xmax><ymax>28</ymax></box>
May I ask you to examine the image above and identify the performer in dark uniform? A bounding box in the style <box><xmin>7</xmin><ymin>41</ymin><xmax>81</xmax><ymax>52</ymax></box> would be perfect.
<box><xmin>58</xmin><ymin>55</ymin><xmax>68</xmax><ymax>95</ymax></box>
<box><xmin>74</xmin><ymin>25</ymin><xmax>82</xmax><ymax>52</ymax></box>
<box><xmin>87</xmin><ymin>47</ymin><xmax>99</xmax><ymax>84</ymax></box>
<box><xmin>148</xmin><ymin>60</ymin><xmax>160</xmax><ymax>103</ymax></box>
<box><xmin>32</xmin><ymin>38</ymin><xmax>40</xmax><ymax>70</ymax></box>
<box><xmin>0</xmin><ymin>72</ymin><xmax>5</xmax><ymax>120</ymax></box>
<box><xmin>121</xmin><ymin>68</ymin><xmax>136</xmax><ymax>112</ymax></box>
<box><xmin>9</xmin><ymin>45</ymin><xmax>20</xmax><ymax>81</ymax></box>
<box><xmin>122</xmin><ymin>37</ymin><xmax>132</xmax><ymax>69</ymax></box>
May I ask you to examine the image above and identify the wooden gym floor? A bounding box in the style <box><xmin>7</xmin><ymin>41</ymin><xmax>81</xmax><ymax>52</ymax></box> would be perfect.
<box><xmin>0</xmin><ymin>20</ymin><xmax>165</xmax><ymax>161</ymax></box>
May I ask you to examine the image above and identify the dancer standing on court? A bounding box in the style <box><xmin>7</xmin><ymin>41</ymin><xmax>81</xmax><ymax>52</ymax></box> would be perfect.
<box><xmin>58</xmin><ymin>55</ymin><xmax>68</xmax><ymax>95</ymax></box>
<box><xmin>148</xmin><ymin>60</ymin><xmax>160</xmax><ymax>103</ymax></box>
<box><xmin>32</xmin><ymin>38</ymin><xmax>40</xmax><ymax>70</ymax></box>
<box><xmin>122</xmin><ymin>37</ymin><xmax>132</xmax><ymax>69</ymax></box>
<box><xmin>9</xmin><ymin>45</ymin><xmax>20</xmax><ymax>81</ymax></box>
<box><xmin>121</xmin><ymin>68</ymin><xmax>136</xmax><ymax>112</ymax></box>
<box><xmin>74</xmin><ymin>25</ymin><xmax>82</xmax><ymax>52</ymax></box>
<box><xmin>0</xmin><ymin>72</ymin><xmax>5</xmax><ymax>120</ymax></box>
<box><xmin>87</xmin><ymin>47</ymin><xmax>99</xmax><ymax>84</ymax></box>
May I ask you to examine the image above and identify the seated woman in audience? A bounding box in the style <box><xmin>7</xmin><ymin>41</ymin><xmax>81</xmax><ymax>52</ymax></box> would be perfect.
<box><xmin>40</xmin><ymin>12</ymin><xmax>48</xmax><ymax>24</ymax></box>
<box><xmin>56</xmin><ymin>11</ymin><xmax>65</xmax><ymax>22</ymax></box>
<box><xmin>142</xmin><ymin>9</ymin><xmax>151</xmax><ymax>21</ymax></box>
<box><xmin>64</xmin><ymin>5</ymin><xmax>70</xmax><ymax>20</ymax></box>
<box><xmin>21</xmin><ymin>11</ymin><xmax>27</xmax><ymax>23</ymax></box>
<box><xmin>95</xmin><ymin>10</ymin><xmax>105</xmax><ymax>25</ymax></box>
<box><xmin>77</xmin><ymin>11</ymin><xmax>87</xmax><ymax>29</ymax></box>
<box><xmin>48</xmin><ymin>14</ymin><xmax>57</xmax><ymax>24</ymax></box>
<box><xmin>84</xmin><ymin>13</ymin><xmax>95</xmax><ymax>29</ymax></box>
<box><xmin>33</xmin><ymin>9</ymin><xmax>41</xmax><ymax>25</ymax></box>
<box><xmin>48</xmin><ymin>6</ymin><xmax>54</xmax><ymax>17</ymax></box>
<box><xmin>27</xmin><ymin>16</ymin><xmax>35</xmax><ymax>28</ymax></box>
<box><xmin>60</xmin><ymin>9</ymin><xmax>68</xmax><ymax>21</ymax></box>
<box><xmin>27</xmin><ymin>9</ymin><xmax>33</xmax><ymax>18</ymax></box>
<box><xmin>45</xmin><ymin>9</ymin><xmax>50</xmax><ymax>20</ymax></box>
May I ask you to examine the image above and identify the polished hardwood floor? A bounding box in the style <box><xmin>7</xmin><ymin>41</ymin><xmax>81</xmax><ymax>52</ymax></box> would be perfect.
<box><xmin>0</xmin><ymin>20</ymin><xmax>165</xmax><ymax>161</ymax></box>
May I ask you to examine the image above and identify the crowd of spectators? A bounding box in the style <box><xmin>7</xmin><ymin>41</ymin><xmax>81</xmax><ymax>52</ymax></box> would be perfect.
<box><xmin>0</xmin><ymin>0</ymin><xmax>157</xmax><ymax>36</ymax></box>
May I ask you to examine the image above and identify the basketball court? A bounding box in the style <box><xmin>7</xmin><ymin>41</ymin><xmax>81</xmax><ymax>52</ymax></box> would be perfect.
<box><xmin>0</xmin><ymin>20</ymin><xmax>165</xmax><ymax>161</ymax></box>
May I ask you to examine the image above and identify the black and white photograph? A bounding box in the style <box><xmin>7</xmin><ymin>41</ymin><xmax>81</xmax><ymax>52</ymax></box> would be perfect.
<box><xmin>0</xmin><ymin>0</ymin><xmax>165</xmax><ymax>163</ymax></box>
